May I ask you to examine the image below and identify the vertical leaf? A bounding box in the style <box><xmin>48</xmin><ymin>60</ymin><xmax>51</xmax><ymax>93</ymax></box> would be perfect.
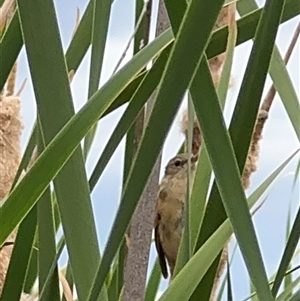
<box><xmin>37</xmin><ymin>121</ymin><xmax>60</xmax><ymax>300</ymax></box>
<box><xmin>192</xmin><ymin>57</ymin><xmax>273</xmax><ymax>301</ymax></box>
<box><xmin>226</xmin><ymin>256</ymin><xmax>233</xmax><ymax>301</ymax></box>
<box><xmin>144</xmin><ymin>259</ymin><xmax>162</xmax><ymax>301</ymax></box>
<box><xmin>192</xmin><ymin>0</ymin><xmax>286</xmax><ymax>298</ymax></box>
<box><xmin>65</xmin><ymin>0</ymin><xmax>93</xmax><ymax>72</ymax></box>
<box><xmin>16</xmin><ymin>0</ymin><xmax>107</xmax><ymax>299</ymax></box>
<box><xmin>84</xmin><ymin>0</ymin><xmax>113</xmax><ymax>157</ymax></box>
<box><xmin>0</xmin><ymin>8</ymin><xmax>22</xmax><ymax>91</ymax></box>
<box><xmin>272</xmin><ymin>207</ymin><xmax>300</xmax><ymax>297</ymax></box>
<box><xmin>0</xmin><ymin>206</ymin><xmax>37</xmax><ymax>301</ymax></box>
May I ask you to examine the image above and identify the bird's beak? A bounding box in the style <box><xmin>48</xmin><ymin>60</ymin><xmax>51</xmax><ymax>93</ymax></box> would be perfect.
<box><xmin>191</xmin><ymin>154</ymin><xmax>199</xmax><ymax>163</ymax></box>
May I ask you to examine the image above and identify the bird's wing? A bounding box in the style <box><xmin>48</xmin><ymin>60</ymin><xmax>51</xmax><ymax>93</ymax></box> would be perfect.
<box><xmin>154</xmin><ymin>212</ymin><xmax>168</xmax><ymax>279</ymax></box>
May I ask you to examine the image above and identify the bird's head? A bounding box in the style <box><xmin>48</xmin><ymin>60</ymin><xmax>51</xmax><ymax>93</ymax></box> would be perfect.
<box><xmin>164</xmin><ymin>153</ymin><xmax>198</xmax><ymax>177</ymax></box>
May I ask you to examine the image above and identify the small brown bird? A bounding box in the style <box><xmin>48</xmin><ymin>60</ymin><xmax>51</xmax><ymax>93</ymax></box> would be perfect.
<box><xmin>154</xmin><ymin>153</ymin><xmax>198</xmax><ymax>279</ymax></box>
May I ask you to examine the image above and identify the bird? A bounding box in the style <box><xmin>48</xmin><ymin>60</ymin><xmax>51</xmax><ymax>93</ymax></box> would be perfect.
<box><xmin>154</xmin><ymin>153</ymin><xmax>198</xmax><ymax>279</ymax></box>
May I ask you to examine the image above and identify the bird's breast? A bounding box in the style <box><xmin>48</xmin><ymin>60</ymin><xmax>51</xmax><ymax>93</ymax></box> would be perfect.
<box><xmin>157</xmin><ymin>175</ymin><xmax>188</xmax><ymax>265</ymax></box>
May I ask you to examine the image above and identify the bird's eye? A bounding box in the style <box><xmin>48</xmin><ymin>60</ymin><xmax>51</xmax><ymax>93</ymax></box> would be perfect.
<box><xmin>174</xmin><ymin>159</ymin><xmax>181</xmax><ymax>167</ymax></box>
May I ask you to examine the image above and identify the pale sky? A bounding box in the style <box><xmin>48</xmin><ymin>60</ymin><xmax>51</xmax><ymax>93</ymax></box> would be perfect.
<box><xmin>10</xmin><ymin>0</ymin><xmax>300</xmax><ymax>299</ymax></box>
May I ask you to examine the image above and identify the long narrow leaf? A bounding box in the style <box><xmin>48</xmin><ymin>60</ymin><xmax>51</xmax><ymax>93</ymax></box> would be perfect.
<box><xmin>0</xmin><ymin>8</ymin><xmax>22</xmax><ymax>91</ymax></box>
<box><xmin>89</xmin><ymin>45</ymin><xmax>172</xmax><ymax>190</ymax></box>
<box><xmin>276</xmin><ymin>275</ymin><xmax>300</xmax><ymax>301</ymax></box>
<box><xmin>191</xmin><ymin>0</ymin><xmax>287</xmax><ymax>298</ymax></box>
<box><xmin>84</xmin><ymin>0</ymin><xmax>112</xmax><ymax>156</ymax></box>
<box><xmin>227</xmin><ymin>256</ymin><xmax>233</xmax><ymax>301</ymax></box>
<box><xmin>87</xmin><ymin>0</ymin><xmax>225</xmax><ymax>299</ymax></box>
<box><xmin>189</xmin><ymin>2</ymin><xmax>237</xmax><ymax>254</ymax></box>
<box><xmin>287</xmin><ymin>289</ymin><xmax>300</xmax><ymax>301</ymax></box>
<box><xmin>37</xmin><ymin>123</ymin><xmax>60</xmax><ymax>300</ymax></box>
<box><xmin>272</xmin><ymin>207</ymin><xmax>300</xmax><ymax>297</ymax></box>
<box><xmin>0</xmin><ymin>25</ymin><xmax>172</xmax><ymax>248</ymax></box>
<box><xmin>192</xmin><ymin>57</ymin><xmax>273</xmax><ymax>301</ymax></box>
<box><xmin>65</xmin><ymin>0</ymin><xmax>93</xmax><ymax>72</ymax></box>
<box><xmin>38</xmin><ymin>238</ymin><xmax>65</xmax><ymax>300</ymax></box>
<box><xmin>0</xmin><ymin>206</ymin><xmax>37</xmax><ymax>301</ymax></box>
<box><xmin>38</xmin><ymin>187</ymin><xmax>60</xmax><ymax>301</ymax></box>
<box><xmin>17</xmin><ymin>0</ymin><xmax>106</xmax><ymax>299</ymax></box>
<box><xmin>217</xmin><ymin>3</ymin><xmax>237</xmax><ymax>107</ymax></box>
<box><xmin>284</xmin><ymin>201</ymin><xmax>293</xmax><ymax>298</ymax></box>
<box><xmin>23</xmin><ymin>247</ymin><xmax>38</xmax><ymax>294</ymax></box>
<box><xmin>206</xmin><ymin>0</ymin><xmax>299</xmax><ymax>60</ymax></box>
<box><xmin>144</xmin><ymin>259</ymin><xmax>162</xmax><ymax>301</ymax></box>
<box><xmin>216</xmin><ymin>243</ymin><xmax>238</xmax><ymax>301</ymax></box>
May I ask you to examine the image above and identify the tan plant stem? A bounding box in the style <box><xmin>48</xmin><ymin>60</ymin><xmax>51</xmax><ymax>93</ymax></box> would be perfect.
<box><xmin>261</xmin><ymin>21</ymin><xmax>300</xmax><ymax>112</ymax></box>
<box><xmin>122</xmin><ymin>1</ymin><xmax>166</xmax><ymax>301</ymax></box>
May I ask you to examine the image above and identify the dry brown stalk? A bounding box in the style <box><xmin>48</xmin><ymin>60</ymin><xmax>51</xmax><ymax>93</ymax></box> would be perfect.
<box><xmin>261</xmin><ymin>21</ymin><xmax>300</xmax><ymax>112</ymax></box>
<box><xmin>0</xmin><ymin>94</ymin><xmax>23</xmax><ymax>295</ymax></box>
<box><xmin>122</xmin><ymin>1</ymin><xmax>163</xmax><ymax>301</ymax></box>
<box><xmin>0</xmin><ymin>1</ymin><xmax>23</xmax><ymax>294</ymax></box>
